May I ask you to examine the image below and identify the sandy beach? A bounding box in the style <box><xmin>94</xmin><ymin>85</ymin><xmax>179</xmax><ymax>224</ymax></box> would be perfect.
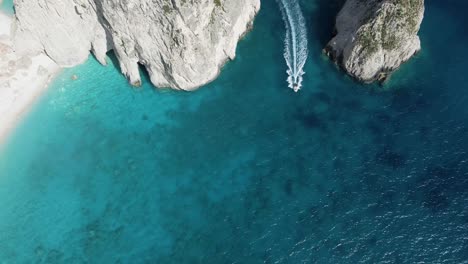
<box><xmin>0</xmin><ymin>11</ymin><xmax>60</xmax><ymax>145</ymax></box>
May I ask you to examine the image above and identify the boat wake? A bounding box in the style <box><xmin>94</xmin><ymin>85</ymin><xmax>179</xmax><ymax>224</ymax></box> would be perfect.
<box><xmin>277</xmin><ymin>0</ymin><xmax>308</xmax><ymax>92</ymax></box>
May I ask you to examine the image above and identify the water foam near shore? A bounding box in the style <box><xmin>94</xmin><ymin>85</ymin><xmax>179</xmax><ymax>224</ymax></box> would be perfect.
<box><xmin>1</xmin><ymin>0</ymin><xmax>468</xmax><ymax>263</ymax></box>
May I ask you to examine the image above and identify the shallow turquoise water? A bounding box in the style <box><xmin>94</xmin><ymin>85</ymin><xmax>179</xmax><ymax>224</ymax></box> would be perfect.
<box><xmin>1</xmin><ymin>0</ymin><xmax>468</xmax><ymax>263</ymax></box>
<box><xmin>0</xmin><ymin>0</ymin><xmax>13</xmax><ymax>14</ymax></box>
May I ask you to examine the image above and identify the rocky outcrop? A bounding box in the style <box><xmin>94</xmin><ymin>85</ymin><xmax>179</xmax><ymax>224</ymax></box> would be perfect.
<box><xmin>13</xmin><ymin>0</ymin><xmax>260</xmax><ymax>90</ymax></box>
<box><xmin>325</xmin><ymin>0</ymin><xmax>424</xmax><ymax>83</ymax></box>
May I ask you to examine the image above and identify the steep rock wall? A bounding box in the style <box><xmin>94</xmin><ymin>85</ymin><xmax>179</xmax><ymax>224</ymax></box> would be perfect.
<box><xmin>325</xmin><ymin>0</ymin><xmax>424</xmax><ymax>83</ymax></box>
<box><xmin>14</xmin><ymin>0</ymin><xmax>260</xmax><ymax>90</ymax></box>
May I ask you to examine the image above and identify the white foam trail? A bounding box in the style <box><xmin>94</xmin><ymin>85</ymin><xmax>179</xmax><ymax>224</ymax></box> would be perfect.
<box><xmin>277</xmin><ymin>0</ymin><xmax>308</xmax><ymax>92</ymax></box>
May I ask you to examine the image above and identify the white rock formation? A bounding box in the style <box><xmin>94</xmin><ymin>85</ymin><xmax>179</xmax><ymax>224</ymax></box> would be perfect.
<box><xmin>13</xmin><ymin>0</ymin><xmax>260</xmax><ymax>90</ymax></box>
<box><xmin>325</xmin><ymin>0</ymin><xmax>424</xmax><ymax>83</ymax></box>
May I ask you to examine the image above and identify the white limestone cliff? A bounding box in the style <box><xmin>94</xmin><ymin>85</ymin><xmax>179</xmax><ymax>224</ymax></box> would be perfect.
<box><xmin>325</xmin><ymin>0</ymin><xmax>424</xmax><ymax>83</ymax></box>
<box><xmin>13</xmin><ymin>0</ymin><xmax>260</xmax><ymax>90</ymax></box>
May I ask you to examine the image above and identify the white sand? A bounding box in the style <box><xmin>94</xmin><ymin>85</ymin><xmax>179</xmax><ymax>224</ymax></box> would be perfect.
<box><xmin>0</xmin><ymin>12</ymin><xmax>60</xmax><ymax>145</ymax></box>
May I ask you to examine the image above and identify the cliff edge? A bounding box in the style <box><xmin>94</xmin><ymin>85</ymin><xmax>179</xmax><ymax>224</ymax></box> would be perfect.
<box><xmin>325</xmin><ymin>0</ymin><xmax>424</xmax><ymax>83</ymax></box>
<box><xmin>13</xmin><ymin>0</ymin><xmax>260</xmax><ymax>90</ymax></box>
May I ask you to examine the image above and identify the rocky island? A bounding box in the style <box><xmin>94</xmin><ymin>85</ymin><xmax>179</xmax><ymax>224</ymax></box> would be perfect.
<box><xmin>325</xmin><ymin>0</ymin><xmax>425</xmax><ymax>83</ymax></box>
<box><xmin>13</xmin><ymin>0</ymin><xmax>260</xmax><ymax>90</ymax></box>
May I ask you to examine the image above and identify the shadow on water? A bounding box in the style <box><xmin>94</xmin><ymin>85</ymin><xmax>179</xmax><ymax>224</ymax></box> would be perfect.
<box><xmin>104</xmin><ymin>51</ymin><xmax>121</xmax><ymax>73</ymax></box>
<box><xmin>308</xmin><ymin>0</ymin><xmax>346</xmax><ymax>48</ymax></box>
<box><xmin>100</xmin><ymin>51</ymin><xmax>163</xmax><ymax>91</ymax></box>
<box><xmin>375</xmin><ymin>146</ymin><xmax>406</xmax><ymax>169</ymax></box>
<box><xmin>3</xmin><ymin>0</ymin><xmax>468</xmax><ymax>262</ymax></box>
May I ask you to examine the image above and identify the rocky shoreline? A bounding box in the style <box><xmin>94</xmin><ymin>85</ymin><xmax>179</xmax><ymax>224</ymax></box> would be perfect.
<box><xmin>9</xmin><ymin>0</ymin><xmax>426</xmax><ymax>89</ymax></box>
<box><xmin>13</xmin><ymin>0</ymin><xmax>260</xmax><ymax>90</ymax></box>
<box><xmin>0</xmin><ymin>0</ymin><xmax>430</xmax><ymax>147</ymax></box>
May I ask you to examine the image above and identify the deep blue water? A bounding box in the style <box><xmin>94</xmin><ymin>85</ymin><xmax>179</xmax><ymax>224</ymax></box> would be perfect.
<box><xmin>1</xmin><ymin>0</ymin><xmax>468</xmax><ymax>263</ymax></box>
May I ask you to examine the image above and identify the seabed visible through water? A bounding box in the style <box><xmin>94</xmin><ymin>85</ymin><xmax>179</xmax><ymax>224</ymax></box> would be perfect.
<box><xmin>0</xmin><ymin>0</ymin><xmax>468</xmax><ymax>263</ymax></box>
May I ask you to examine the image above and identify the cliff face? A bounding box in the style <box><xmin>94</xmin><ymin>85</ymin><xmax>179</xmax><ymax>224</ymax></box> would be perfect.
<box><xmin>13</xmin><ymin>0</ymin><xmax>260</xmax><ymax>90</ymax></box>
<box><xmin>325</xmin><ymin>0</ymin><xmax>424</xmax><ymax>83</ymax></box>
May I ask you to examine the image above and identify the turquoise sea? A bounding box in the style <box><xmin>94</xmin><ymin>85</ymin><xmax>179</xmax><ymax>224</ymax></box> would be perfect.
<box><xmin>1</xmin><ymin>0</ymin><xmax>468</xmax><ymax>263</ymax></box>
<box><xmin>0</xmin><ymin>0</ymin><xmax>13</xmax><ymax>14</ymax></box>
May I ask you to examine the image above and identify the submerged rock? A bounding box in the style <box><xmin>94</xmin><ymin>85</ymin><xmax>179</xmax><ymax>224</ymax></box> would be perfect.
<box><xmin>13</xmin><ymin>0</ymin><xmax>260</xmax><ymax>90</ymax></box>
<box><xmin>325</xmin><ymin>0</ymin><xmax>425</xmax><ymax>83</ymax></box>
